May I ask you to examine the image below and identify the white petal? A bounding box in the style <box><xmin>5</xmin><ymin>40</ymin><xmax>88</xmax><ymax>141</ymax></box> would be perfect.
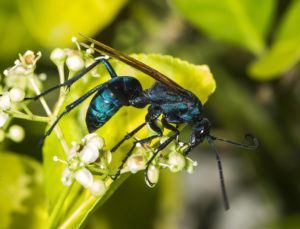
<box><xmin>185</xmin><ymin>158</ymin><xmax>198</xmax><ymax>174</ymax></box>
<box><xmin>89</xmin><ymin>179</ymin><xmax>106</xmax><ymax>196</ymax></box>
<box><xmin>168</xmin><ymin>152</ymin><xmax>186</xmax><ymax>172</ymax></box>
<box><xmin>61</xmin><ymin>168</ymin><xmax>73</xmax><ymax>186</ymax></box>
<box><xmin>83</xmin><ymin>133</ymin><xmax>104</xmax><ymax>149</ymax></box>
<box><xmin>75</xmin><ymin>168</ymin><xmax>93</xmax><ymax>188</ymax></box>
<box><xmin>79</xmin><ymin>145</ymin><xmax>99</xmax><ymax>163</ymax></box>
<box><xmin>8</xmin><ymin>125</ymin><xmax>25</xmax><ymax>142</ymax></box>
<box><xmin>0</xmin><ymin>93</ymin><xmax>11</xmax><ymax>110</ymax></box>
<box><xmin>0</xmin><ymin>111</ymin><xmax>9</xmax><ymax>128</ymax></box>
<box><xmin>50</xmin><ymin>48</ymin><xmax>67</xmax><ymax>63</ymax></box>
<box><xmin>127</xmin><ymin>155</ymin><xmax>146</xmax><ymax>173</ymax></box>
<box><xmin>66</xmin><ymin>55</ymin><xmax>85</xmax><ymax>72</ymax></box>
<box><xmin>146</xmin><ymin>165</ymin><xmax>159</xmax><ymax>187</ymax></box>
<box><xmin>9</xmin><ymin>88</ymin><xmax>25</xmax><ymax>102</ymax></box>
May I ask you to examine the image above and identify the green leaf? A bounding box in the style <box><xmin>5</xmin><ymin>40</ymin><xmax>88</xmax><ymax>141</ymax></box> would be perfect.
<box><xmin>43</xmin><ymin>54</ymin><xmax>215</xmax><ymax>227</ymax></box>
<box><xmin>0</xmin><ymin>152</ymin><xmax>47</xmax><ymax>228</ymax></box>
<box><xmin>173</xmin><ymin>0</ymin><xmax>276</xmax><ymax>55</ymax></box>
<box><xmin>249</xmin><ymin>0</ymin><xmax>300</xmax><ymax>80</ymax></box>
<box><xmin>17</xmin><ymin>0</ymin><xmax>127</xmax><ymax>48</ymax></box>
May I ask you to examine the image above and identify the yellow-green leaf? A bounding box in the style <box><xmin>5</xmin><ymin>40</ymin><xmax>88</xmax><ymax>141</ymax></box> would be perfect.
<box><xmin>173</xmin><ymin>0</ymin><xmax>276</xmax><ymax>55</ymax></box>
<box><xmin>249</xmin><ymin>0</ymin><xmax>300</xmax><ymax>80</ymax></box>
<box><xmin>0</xmin><ymin>152</ymin><xmax>47</xmax><ymax>228</ymax></box>
<box><xmin>17</xmin><ymin>0</ymin><xmax>127</xmax><ymax>48</ymax></box>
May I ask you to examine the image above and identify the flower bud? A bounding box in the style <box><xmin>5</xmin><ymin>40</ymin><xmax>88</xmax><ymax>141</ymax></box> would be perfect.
<box><xmin>79</xmin><ymin>144</ymin><xmax>99</xmax><ymax>163</ymax></box>
<box><xmin>90</xmin><ymin>179</ymin><xmax>106</xmax><ymax>196</ymax></box>
<box><xmin>146</xmin><ymin>165</ymin><xmax>159</xmax><ymax>187</ymax></box>
<box><xmin>50</xmin><ymin>48</ymin><xmax>67</xmax><ymax>65</ymax></box>
<box><xmin>8</xmin><ymin>125</ymin><xmax>25</xmax><ymax>142</ymax></box>
<box><xmin>66</xmin><ymin>55</ymin><xmax>85</xmax><ymax>72</ymax></box>
<box><xmin>168</xmin><ymin>152</ymin><xmax>186</xmax><ymax>172</ymax></box>
<box><xmin>84</xmin><ymin>133</ymin><xmax>104</xmax><ymax>149</ymax></box>
<box><xmin>127</xmin><ymin>154</ymin><xmax>146</xmax><ymax>173</ymax></box>
<box><xmin>0</xmin><ymin>93</ymin><xmax>11</xmax><ymax>110</ymax></box>
<box><xmin>0</xmin><ymin>111</ymin><xmax>9</xmax><ymax>128</ymax></box>
<box><xmin>9</xmin><ymin>88</ymin><xmax>25</xmax><ymax>102</ymax></box>
<box><xmin>185</xmin><ymin>158</ymin><xmax>198</xmax><ymax>174</ymax></box>
<box><xmin>75</xmin><ymin>168</ymin><xmax>93</xmax><ymax>188</ymax></box>
<box><xmin>61</xmin><ymin>168</ymin><xmax>73</xmax><ymax>186</ymax></box>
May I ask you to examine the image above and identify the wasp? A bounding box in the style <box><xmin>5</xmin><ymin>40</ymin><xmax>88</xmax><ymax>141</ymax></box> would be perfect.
<box><xmin>26</xmin><ymin>35</ymin><xmax>259</xmax><ymax>210</ymax></box>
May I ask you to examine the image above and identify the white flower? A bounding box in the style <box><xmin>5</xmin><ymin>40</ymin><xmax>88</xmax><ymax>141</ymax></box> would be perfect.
<box><xmin>8</xmin><ymin>125</ymin><xmax>25</xmax><ymax>142</ymax></box>
<box><xmin>83</xmin><ymin>133</ymin><xmax>105</xmax><ymax>149</ymax></box>
<box><xmin>74</xmin><ymin>168</ymin><xmax>93</xmax><ymax>188</ymax></box>
<box><xmin>50</xmin><ymin>48</ymin><xmax>67</xmax><ymax>64</ymax></box>
<box><xmin>0</xmin><ymin>111</ymin><xmax>9</xmax><ymax>128</ymax></box>
<box><xmin>79</xmin><ymin>144</ymin><xmax>99</xmax><ymax>164</ymax></box>
<box><xmin>0</xmin><ymin>93</ymin><xmax>11</xmax><ymax>110</ymax></box>
<box><xmin>185</xmin><ymin>158</ymin><xmax>198</xmax><ymax>174</ymax></box>
<box><xmin>61</xmin><ymin>168</ymin><xmax>73</xmax><ymax>186</ymax></box>
<box><xmin>168</xmin><ymin>152</ymin><xmax>186</xmax><ymax>172</ymax></box>
<box><xmin>89</xmin><ymin>179</ymin><xmax>106</xmax><ymax>196</ymax></box>
<box><xmin>127</xmin><ymin>154</ymin><xmax>146</xmax><ymax>173</ymax></box>
<box><xmin>66</xmin><ymin>55</ymin><xmax>85</xmax><ymax>72</ymax></box>
<box><xmin>146</xmin><ymin>165</ymin><xmax>159</xmax><ymax>187</ymax></box>
<box><xmin>9</xmin><ymin>87</ymin><xmax>25</xmax><ymax>102</ymax></box>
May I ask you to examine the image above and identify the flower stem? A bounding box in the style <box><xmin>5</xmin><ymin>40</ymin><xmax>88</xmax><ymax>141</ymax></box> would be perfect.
<box><xmin>48</xmin><ymin>185</ymin><xmax>72</xmax><ymax>229</ymax></box>
<box><xmin>28</xmin><ymin>74</ymin><xmax>69</xmax><ymax>153</ymax></box>
<box><xmin>8</xmin><ymin>111</ymin><xmax>49</xmax><ymax>122</ymax></box>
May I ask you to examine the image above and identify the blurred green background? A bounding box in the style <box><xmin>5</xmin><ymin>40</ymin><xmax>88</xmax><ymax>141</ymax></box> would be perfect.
<box><xmin>1</xmin><ymin>0</ymin><xmax>300</xmax><ymax>228</ymax></box>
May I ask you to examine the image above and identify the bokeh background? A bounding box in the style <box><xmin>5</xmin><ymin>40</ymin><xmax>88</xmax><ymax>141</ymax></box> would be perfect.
<box><xmin>1</xmin><ymin>0</ymin><xmax>300</xmax><ymax>228</ymax></box>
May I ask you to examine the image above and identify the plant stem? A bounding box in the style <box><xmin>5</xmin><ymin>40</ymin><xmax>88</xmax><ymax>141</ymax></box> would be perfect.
<box><xmin>28</xmin><ymin>74</ymin><xmax>69</xmax><ymax>152</ymax></box>
<box><xmin>53</xmin><ymin>64</ymin><xmax>66</xmax><ymax>116</ymax></box>
<box><xmin>48</xmin><ymin>185</ymin><xmax>72</xmax><ymax>229</ymax></box>
<box><xmin>59</xmin><ymin>179</ymin><xmax>114</xmax><ymax>229</ymax></box>
<box><xmin>8</xmin><ymin>111</ymin><xmax>49</xmax><ymax>122</ymax></box>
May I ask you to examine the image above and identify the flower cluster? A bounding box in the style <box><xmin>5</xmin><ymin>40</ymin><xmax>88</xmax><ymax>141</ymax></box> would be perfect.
<box><xmin>54</xmin><ymin>133</ymin><xmax>111</xmax><ymax>196</ymax></box>
<box><xmin>0</xmin><ymin>50</ymin><xmax>43</xmax><ymax>142</ymax></box>
<box><xmin>123</xmin><ymin>136</ymin><xmax>198</xmax><ymax>187</ymax></box>
<box><xmin>0</xmin><ymin>37</ymin><xmax>101</xmax><ymax>143</ymax></box>
<box><xmin>50</xmin><ymin>37</ymin><xmax>101</xmax><ymax>78</ymax></box>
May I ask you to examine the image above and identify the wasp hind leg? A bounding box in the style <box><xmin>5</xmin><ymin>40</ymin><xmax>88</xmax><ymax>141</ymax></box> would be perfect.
<box><xmin>111</xmin><ymin>119</ymin><xmax>163</xmax><ymax>180</ymax></box>
<box><xmin>144</xmin><ymin>119</ymin><xmax>179</xmax><ymax>187</ymax></box>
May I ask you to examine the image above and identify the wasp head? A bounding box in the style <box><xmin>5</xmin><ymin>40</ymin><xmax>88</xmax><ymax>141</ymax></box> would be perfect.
<box><xmin>189</xmin><ymin>118</ymin><xmax>211</xmax><ymax>147</ymax></box>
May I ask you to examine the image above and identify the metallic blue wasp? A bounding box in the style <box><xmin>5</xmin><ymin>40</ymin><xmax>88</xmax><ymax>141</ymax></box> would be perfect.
<box><xmin>26</xmin><ymin>36</ymin><xmax>259</xmax><ymax>210</ymax></box>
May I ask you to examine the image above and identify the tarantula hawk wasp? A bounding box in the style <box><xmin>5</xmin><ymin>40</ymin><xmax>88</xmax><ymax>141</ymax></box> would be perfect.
<box><xmin>26</xmin><ymin>35</ymin><xmax>259</xmax><ymax>210</ymax></box>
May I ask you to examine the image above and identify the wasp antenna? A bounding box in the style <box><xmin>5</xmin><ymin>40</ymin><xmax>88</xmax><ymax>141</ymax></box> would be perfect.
<box><xmin>207</xmin><ymin>136</ymin><xmax>230</xmax><ymax>210</ymax></box>
<box><xmin>209</xmin><ymin>134</ymin><xmax>259</xmax><ymax>150</ymax></box>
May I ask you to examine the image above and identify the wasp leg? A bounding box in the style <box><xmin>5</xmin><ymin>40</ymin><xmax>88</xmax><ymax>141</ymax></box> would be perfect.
<box><xmin>39</xmin><ymin>84</ymin><xmax>105</xmax><ymax>145</ymax></box>
<box><xmin>111</xmin><ymin>122</ymin><xmax>146</xmax><ymax>153</ymax></box>
<box><xmin>25</xmin><ymin>58</ymin><xmax>117</xmax><ymax>101</ymax></box>
<box><xmin>144</xmin><ymin>119</ymin><xmax>179</xmax><ymax>186</ymax></box>
<box><xmin>111</xmin><ymin>134</ymin><xmax>160</xmax><ymax>180</ymax></box>
<box><xmin>112</xmin><ymin>118</ymin><xmax>163</xmax><ymax>180</ymax></box>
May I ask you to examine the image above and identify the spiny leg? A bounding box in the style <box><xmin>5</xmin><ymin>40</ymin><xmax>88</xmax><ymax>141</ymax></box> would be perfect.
<box><xmin>112</xmin><ymin>119</ymin><xmax>163</xmax><ymax>180</ymax></box>
<box><xmin>145</xmin><ymin>119</ymin><xmax>179</xmax><ymax>186</ymax></box>
<box><xmin>111</xmin><ymin>134</ymin><xmax>161</xmax><ymax>180</ymax></box>
<box><xmin>110</xmin><ymin>122</ymin><xmax>146</xmax><ymax>153</ymax></box>
<box><xmin>25</xmin><ymin>57</ymin><xmax>117</xmax><ymax>101</ymax></box>
<box><xmin>39</xmin><ymin>84</ymin><xmax>105</xmax><ymax>144</ymax></box>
